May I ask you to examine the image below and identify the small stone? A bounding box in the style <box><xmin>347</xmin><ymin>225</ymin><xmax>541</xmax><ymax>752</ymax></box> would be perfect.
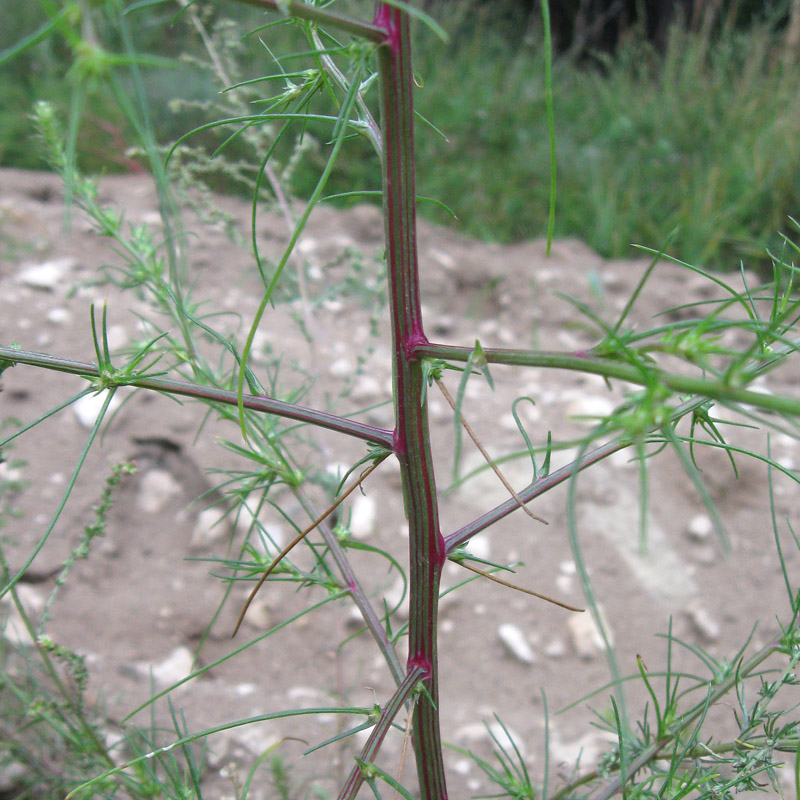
<box><xmin>106</xmin><ymin>324</ymin><xmax>128</xmax><ymax>352</ymax></box>
<box><xmin>136</xmin><ymin>646</ymin><xmax>194</xmax><ymax>686</ymax></box>
<box><xmin>0</xmin><ymin>462</ymin><xmax>23</xmax><ymax>484</ymax></box>
<box><xmin>191</xmin><ymin>507</ymin><xmax>230</xmax><ymax>550</ymax></box>
<box><xmin>101</xmin><ymin>727</ymin><xmax>128</xmax><ymax>766</ymax></box>
<box><xmin>428</xmin><ymin>247</ymin><xmax>455</xmax><ymax>270</ymax></box>
<box><xmin>322</xmin><ymin>299</ymin><xmax>343</xmax><ymax>313</ymax></box>
<box><xmin>566</xmin><ymin>395</ymin><xmax>616</xmax><ymax>424</ymax></box>
<box><xmin>455</xmin><ymin>721</ymin><xmax>527</xmax><ymax>760</ymax></box>
<box><xmin>325</xmin><ymin>462</ymin><xmax>349</xmax><ymax>482</ymax></box>
<box><xmin>0</xmin><ymin>760</ymin><xmax>29</xmax><ymax>794</ymax></box>
<box><xmin>242</xmin><ymin>598</ymin><xmax>271</xmax><ymax>630</ymax></box>
<box><xmin>488</xmin><ymin>720</ymin><xmax>527</xmax><ymax>760</ymax></box>
<box><xmin>687</xmin><ymin>514</ymin><xmax>713</xmax><ymax>541</ymax></box>
<box><xmin>432</xmin><ymin>314</ymin><xmax>456</xmax><ymax>335</ymax></box>
<box><xmin>466</xmin><ymin>534</ymin><xmax>491</xmax><ymax>561</ymax></box>
<box><xmin>137</xmin><ymin>469</ymin><xmax>183</xmax><ymax>514</ymax></box>
<box><xmin>452</xmin><ymin>758</ymin><xmax>471</xmax><ymax>776</ymax></box>
<box><xmin>349</xmin><ymin>494</ymin><xmax>376</xmax><ymax>539</ymax></box>
<box><xmin>688</xmin><ymin>605</ymin><xmax>720</xmax><ymax>642</ymax></box>
<box><xmin>46</xmin><ymin>307</ymin><xmax>72</xmax><ymax>325</ymax></box>
<box><xmin>549</xmin><ymin>732</ymin><xmax>606</xmax><ymax>771</ymax></box>
<box><xmin>328</xmin><ymin>357</ymin><xmax>353</xmax><ymax>378</ymax></box>
<box><xmin>498</xmin><ymin>623</ymin><xmax>535</xmax><ymax>664</ymax></box>
<box><xmin>556</xmin><ymin>574</ymin><xmax>573</xmax><ymax>594</ymax></box>
<box><xmin>233</xmin><ymin>724</ymin><xmax>282</xmax><ymax>756</ymax></box>
<box><xmin>16</xmin><ymin>257</ymin><xmax>75</xmax><ymax>290</ymax></box>
<box><xmin>247</xmin><ymin>523</ymin><xmax>287</xmax><ymax>558</ymax></box>
<box><xmin>72</xmin><ymin>391</ymin><xmax>122</xmax><ymax>429</ymax></box>
<box><xmin>497</xmin><ymin>327</ymin><xmax>515</xmax><ymax>345</ymax></box>
<box><xmin>286</xmin><ymin>686</ymin><xmax>328</xmax><ymax>707</ymax></box>
<box><xmin>543</xmin><ymin>638</ymin><xmax>567</xmax><ymax>659</ymax></box>
<box><xmin>351</xmin><ymin>374</ymin><xmax>383</xmax><ymax>402</ymax></box>
<box><xmin>1</xmin><ymin>584</ymin><xmax>45</xmax><ymax>647</ymax></box>
<box><xmin>385</xmin><ymin>576</ymin><xmax>409</xmax><ymax>620</ymax></box>
<box><xmin>568</xmin><ymin>611</ymin><xmax>611</xmax><ymax>659</ymax></box>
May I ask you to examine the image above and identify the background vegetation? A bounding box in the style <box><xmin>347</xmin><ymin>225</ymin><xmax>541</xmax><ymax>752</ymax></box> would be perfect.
<box><xmin>2</xmin><ymin>1</ymin><xmax>800</xmax><ymax>270</ymax></box>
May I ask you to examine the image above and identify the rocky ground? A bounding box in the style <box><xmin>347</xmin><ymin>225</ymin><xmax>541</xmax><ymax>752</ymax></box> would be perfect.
<box><xmin>1</xmin><ymin>167</ymin><xmax>799</xmax><ymax>798</ymax></box>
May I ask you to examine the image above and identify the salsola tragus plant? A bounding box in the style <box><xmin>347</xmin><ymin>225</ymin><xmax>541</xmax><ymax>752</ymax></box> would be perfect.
<box><xmin>1</xmin><ymin>1</ymin><xmax>800</xmax><ymax>798</ymax></box>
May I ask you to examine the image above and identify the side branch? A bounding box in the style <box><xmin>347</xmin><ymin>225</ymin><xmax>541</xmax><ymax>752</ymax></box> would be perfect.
<box><xmin>227</xmin><ymin>0</ymin><xmax>389</xmax><ymax>43</ymax></box>
<box><xmin>0</xmin><ymin>346</ymin><xmax>394</xmax><ymax>448</ymax></box>
<box><xmin>416</xmin><ymin>341</ymin><xmax>800</xmax><ymax>418</ymax></box>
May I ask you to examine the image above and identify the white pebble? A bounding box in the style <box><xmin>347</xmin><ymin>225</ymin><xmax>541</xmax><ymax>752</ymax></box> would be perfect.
<box><xmin>351</xmin><ymin>374</ymin><xmax>383</xmax><ymax>402</ymax></box>
<box><xmin>466</xmin><ymin>534</ymin><xmax>491</xmax><ymax>561</ymax></box>
<box><xmin>16</xmin><ymin>257</ymin><xmax>75</xmax><ymax>290</ymax></box>
<box><xmin>241</xmin><ymin>597</ymin><xmax>270</xmax><ymax>630</ymax></box>
<box><xmin>488</xmin><ymin>720</ymin><xmax>527</xmax><ymax>760</ymax></box>
<box><xmin>688</xmin><ymin>605</ymin><xmax>720</xmax><ymax>642</ymax></box>
<box><xmin>568</xmin><ymin>611</ymin><xmax>611</xmax><ymax>659</ymax></box>
<box><xmin>543</xmin><ymin>638</ymin><xmax>567</xmax><ymax>659</ymax></box>
<box><xmin>349</xmin><ymin>494</ymin><xmax>376</xmax><ymax>539</ymax></box>
<box><xmin>0</xmin><ymin>585</ymin><xmax>45</xmax><ymax>647</ymax></box>
<box><xmin>556</xmin><ymin>574</ymin><xmax>573</xmax><ymax>594</ymax></box>
<box><xmin>566</xmin><ymin>395</ymin><xmax>616</xmax><ymax>423</ymax></box>
<box><xmin>105</xmin><ymin>324</ymin><xmax>128</xmax><ymax>352</ymax></box>
<box><xmin>72</xmin><ymin>391</ymin><xmax>122</xmax><ymax>429</ymax></box>
<box><xmin>137</xmin><ymin>469</ymin><xmax>182</xmax><ymax>514</ymax></box>
<box><xmin>428</xmin><ymin>247</ymin><xmax>455</xmax><ymax>270</ymax></box>
<box><xmin>0</xmin><ymin>462</ymin><xmax>23</xmax><ymax>484</ymax></box>
<box><xmin>687</xmin><ymin>514</ymin><xmax>713</xmax><ymax>540</ymax></box>
<box><xmin>328</xmin><ymin>357</ymin><xmax>353</xmax><ymax>378</ymax></box>
<box><xmin>498</xmin><ymin>623</ymin><xmax>535</xmax><ymax>664</ymax></box>
<box><xmin>141</xmin><ymin>646</ymin><xmax>194</xmax><ymax>686</ymax></box>
<box><xmin>45</xmin><ymin>307</ymin><xmax>72</xmax><ymax>325</ymax></box>
<box><xmin>190</xmin><ymin>507</ymin><xmax>230</xmax><ymax>550</ymax></box>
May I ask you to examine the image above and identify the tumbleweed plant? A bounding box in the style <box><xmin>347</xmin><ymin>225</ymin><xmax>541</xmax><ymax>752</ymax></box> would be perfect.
<box><xmin>1</xmin><ymin>1</ymin><xmax>800</xmax><ymax>798</ymax></box>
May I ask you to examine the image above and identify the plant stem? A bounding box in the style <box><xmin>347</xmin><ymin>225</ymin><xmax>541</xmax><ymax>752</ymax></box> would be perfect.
<box><xmin>416</xmin><ymin>341</ymin><xmax>800</xmax><ymax>417</ymax></box>
<box><xmin>0</xmin><ymin>346</ymin><xmax>393</xmax><ymax>448</ymax></box>
<box><xmin>376</xmin><ymin>5</ymin><xmax>448</xmax><ymax>797</ymax></box>
<box><xmin>337</xmin><ymin>663</ymin><xmax>426</xmax><ymax>800</ymax></box>
<box><xmin>230</xmin><ymin>0</ymin><xmax>388</xmax><ymax>43</ymax></box>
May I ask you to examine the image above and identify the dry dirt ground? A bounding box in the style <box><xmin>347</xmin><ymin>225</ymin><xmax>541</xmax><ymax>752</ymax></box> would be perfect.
<box><xmin>1</xmin><ymin>167</ymin><xmax>799</xmax><ymax>798</ymax></box>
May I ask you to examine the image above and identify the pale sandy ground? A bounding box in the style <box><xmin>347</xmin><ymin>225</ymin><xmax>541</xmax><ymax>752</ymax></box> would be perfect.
<box><xmin>1</xmin><ymin>168</ymin><xmax>798</xmax><ymax>798</ymax></box>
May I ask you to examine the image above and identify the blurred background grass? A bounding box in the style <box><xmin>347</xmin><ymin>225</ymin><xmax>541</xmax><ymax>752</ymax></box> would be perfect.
<box><xmin>1</xmin><ymin>0</ymin><xmax>799</xmax><ymax>272</ymax></box>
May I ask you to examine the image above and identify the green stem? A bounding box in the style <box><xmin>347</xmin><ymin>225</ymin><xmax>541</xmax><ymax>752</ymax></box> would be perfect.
<box><xmin>0</xmin><ymin>346</ymin><xmax>393</xmax><ymax>448</ymax></box>
<box><xmin>376</xmin><ymin>6</ymin><xmax>448</xmax><ymax>797</ymax></box>
<box><xmin>337</xmin><ymin>663</ymin><xmax>426</xmax><ymax>800</ymax></box>
<box><xmin>415</xmin><ymin>341</ymin><xmax>800</xmax><ymax>418</ymax></box>
<box><xmin>229</xmin><ymin>0</ymin><xmax>388</xmax><ymax>44</ymax></box>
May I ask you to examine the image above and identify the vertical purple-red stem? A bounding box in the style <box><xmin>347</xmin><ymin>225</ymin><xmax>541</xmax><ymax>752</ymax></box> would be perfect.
<box><xmin>376</xmin><ymin>4</ymin><xmax>448</xmax><ymax>798</ymax></box>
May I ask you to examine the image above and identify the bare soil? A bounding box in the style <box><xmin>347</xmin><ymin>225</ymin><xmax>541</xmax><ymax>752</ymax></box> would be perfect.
<box><xmin>1</xmin><ymin>168</ymin><xmax>798</xmax><ymax>798</ymax></box>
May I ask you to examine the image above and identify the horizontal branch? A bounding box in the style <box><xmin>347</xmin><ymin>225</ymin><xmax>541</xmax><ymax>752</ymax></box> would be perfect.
<box><xmin>444</xmin><ymin>436</ymin><xmax>625</xmax><ymax>552</ymax></box>
<box><xmin>227</xmin><ymin>0</ymin><xmax>389</xmax><ymax>43</ymax></box>
<box><xmin>443</xmin><ymin>383</ymin><xmax>753</xmax><ymax>552</ymax></box>
<box><xmin>0</xmin><ymin>346</ymin><xmax>394</xmax><ymax>448</ymax></box>
<box><xmin>415</xmin><ymin>341</ymin><xmax>800</xmax><ymax>418</ymax></box>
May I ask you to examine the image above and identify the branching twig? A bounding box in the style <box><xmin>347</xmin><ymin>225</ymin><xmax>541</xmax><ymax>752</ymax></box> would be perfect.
<box><xmin>232</xmin><ymin>453</ymin><xmax>388</xmax><ymax>636</ymax></box>
<box><xmin>455</xmin><ymin>559</ymin><xmax>583</xmax><ymax>612</ymax></box>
